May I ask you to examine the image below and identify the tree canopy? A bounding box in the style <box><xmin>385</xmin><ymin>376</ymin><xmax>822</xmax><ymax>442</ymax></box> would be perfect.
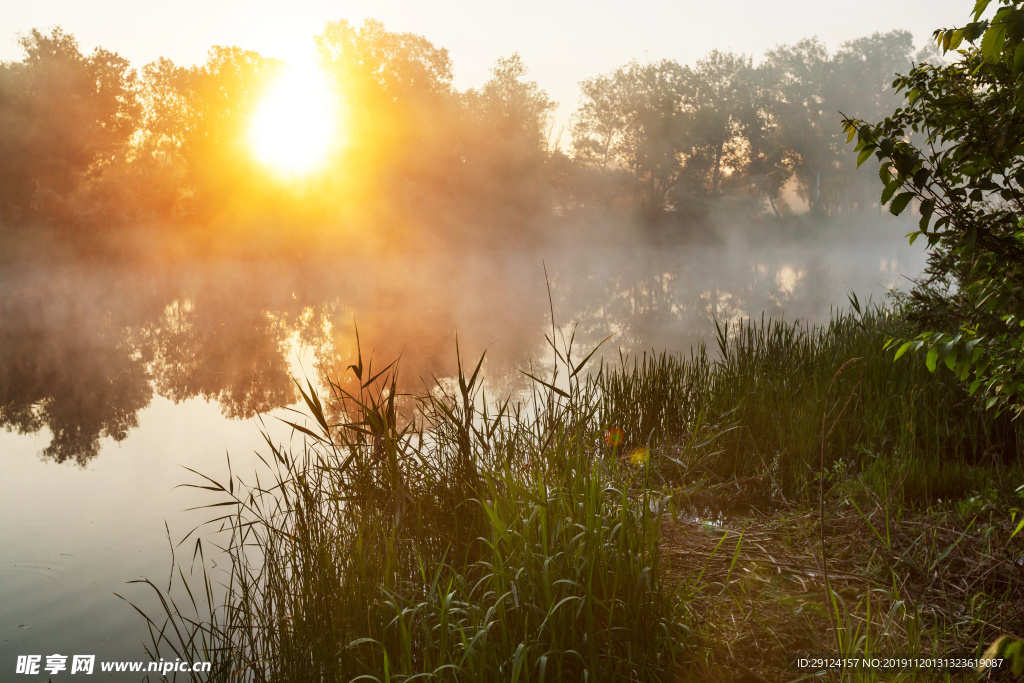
<box><xmin>843</xmin><ymin>0</ymin><xmax>1024</xmax><ymax>413</ymax></box>
<box><xmin>0</xmin><ymin>28</ymin><xmax>138</xmax><ymax>224</ymax></box>
<box><xmin>0</xmin><ymin>20</ymin><xmax>934</xmax><ymax>247</ymax></box>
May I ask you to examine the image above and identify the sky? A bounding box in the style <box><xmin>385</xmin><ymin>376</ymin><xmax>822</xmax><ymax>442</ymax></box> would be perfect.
<box><xmin>2</xmin><ymin>0</ymin><xmax>970</xmax><ymax>124</ymax></box>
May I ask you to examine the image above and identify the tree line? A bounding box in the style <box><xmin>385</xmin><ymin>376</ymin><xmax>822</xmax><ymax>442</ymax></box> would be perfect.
<box><xmin>0</xmin><ymin>22</ymin><xmax>937</xmax><ymax>245</ymax></box>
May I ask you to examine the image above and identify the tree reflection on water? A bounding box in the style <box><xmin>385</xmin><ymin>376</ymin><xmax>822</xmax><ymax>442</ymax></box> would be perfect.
<box><xmin>0</xmin><ymin>240</ymin><xmax>920</xmax><ymax>464</ymax></box>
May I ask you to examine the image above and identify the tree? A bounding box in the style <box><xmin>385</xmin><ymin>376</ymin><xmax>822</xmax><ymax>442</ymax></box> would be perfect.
<box><xmin>316</xmin><ymin>19</ymin><xmax>453</xmax><ymax>106</ymax></box>
<box><xmin>458</xmin><ymin>55</ymin><xmax>557</xmax><ymax>228</ymax></box>
<box><xmin>314</xmin><ymin>19</ymin><xmax>459</xmax><ymax>220</ymax></box>
<box><xmin>180</xmin><ymin>47</ymin><xmax>282</xmax><ymax>215</ymax></box>
<box><xmin>765</xmin><ymin>32</ymin><xmax>915</xmax><ymax>216</ymax></box>
<box><xmin>572</xmin><ymin>60</ymin><xmax>690</xmax><ymax>218</ymax></box>
<box><xmin>315</xmin><ymin>18</ymin><xmax>455</xmax><ymax>166</ymax></box>
<box><xmin>842</xmin><ymin>0</ymin><xmax>1024</xmax><ymax>413</ymax></box>
<box><xmin>833</xmin><ymin>31</ymin><xmax>916</xmax><ymax>123</ymax></box>
<box><xmin>0</xmin><ymin>28</ymin><xmax>139</xmax><ymax>224</ymax></box>
<box><xmin>128</xmin><ymin>57</ymin><xmax>194</xmax><ymax>216</ymax></box>
<box><xmin>128</xmin><ymin>46</ymin><xmax>285</xmax><ymax>221</ymax></box>
<box><xmin>761</xmin><ymin>39</ymin><xmax>835</xmax><ymax>215</ymax></box>
<box><xmin>830</xmin><ymin>31</ymin><xmax>917</xmax><ymax>212</ymax></box>
<box><xmin>685</xmin><ymin>50</ymin><xmax>760</xmax><ymax>195</ymax></box>
<box><xmin>464</xmin><ymin>54</ymin><xmax>555</xmax><ymax>156</ymax></box>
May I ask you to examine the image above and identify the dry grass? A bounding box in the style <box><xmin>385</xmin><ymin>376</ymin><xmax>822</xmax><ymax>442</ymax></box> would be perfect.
<box><xmin>661</xmin><ymin>487</ymin><xmax>1024</xmax><ymax>681</ymax></box>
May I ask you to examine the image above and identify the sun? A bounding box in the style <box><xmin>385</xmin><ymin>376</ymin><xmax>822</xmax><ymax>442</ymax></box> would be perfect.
<box><xmin>250</xmin><ymin>59</ymin><xmax>337</xmax><ymax>175</ymax></box>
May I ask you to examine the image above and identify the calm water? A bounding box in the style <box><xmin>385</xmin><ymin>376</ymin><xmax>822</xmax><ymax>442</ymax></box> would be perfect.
<box><xmin>0</xmin><ymin>236</ymin><xmax>925</xmax><ymax>678</ymax></box>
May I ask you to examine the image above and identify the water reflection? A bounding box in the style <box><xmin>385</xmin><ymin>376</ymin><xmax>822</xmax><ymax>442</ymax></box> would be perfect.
<box><xmin>151</xmin><ymin>299</ymin><xmax>295</xmax><ymax>419</ymax></box>
<box><xmin>0</xmin><ymin>239</ymin><xmax>925</xmax><ymax>464</ymax></box>
<box><xmin>0</xmin><ymin>270</ymin><xmax>154</xmax><ymax>464</ymax></box>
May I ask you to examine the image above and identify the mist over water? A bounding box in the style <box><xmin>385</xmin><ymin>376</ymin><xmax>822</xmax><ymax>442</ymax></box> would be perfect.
<box><xmin>0</xmin><ymin>217</ymin><xmax>924</xmax><ymax>465</ymax></box>
<box><xmin>0</xmin><ymin>211</ymin><xmax>924</xmax><ymax>673</ymax></box>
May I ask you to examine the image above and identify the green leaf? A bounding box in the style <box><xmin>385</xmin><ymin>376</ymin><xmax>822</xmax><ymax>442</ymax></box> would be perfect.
<box><xmin>943</xmin><ymin>344</ymin><xmax>959</xmax><ymax>371</ymax></box>
<box><xmin>892</xmin><ymin>152</ymin><xmax>917</xmax><ymax>176</ymax></box>
<box><xmin>1012</xmin><ymin>517</ymin><xmax>1024</xmax><ymax>539</ymax></box>
<box><xmin>970</xmin><ymin>340</ymin><xmax>986</xmax><ymax>363</ymax></box>
<box><xmin>982</xmin><ymin>21</ymin><xmax>1007</xmax><ymax>63</ymax></box>
<box><xmin>1013</xmin><ymin>641</ymin><xmax>1024</xmax><ymax>676</ymax></box>
<box><xmin>879</xmin><ymin>161</ymin><xmax>893</xmax><ymax>185</ymax></box>
<box><xmin>881</xmin><ymin>180</ymin><xmax>899</xmax><ymax>205</ymax></box>
<box><xmin>950</xmin><ymin>29</ymin><xmax>965</xmax><ymax>51</ymax></box>
<box><xmin>1014</xmin><ymin>41</ymin><xmax>1024</xmax><ymax>71</ymax></box>
<box><xmin>893</xmin><ymin>341</ymin><xmax>914</xmax><ymax>360</ymax></box>
<box><xmin>926</xmin><ymin>346</ymin><xmax>939</xmax><ymax>372</ymax></box>
<box><xmin>913</xmin><ymin>168</ymin><xmax>930</xmax><ymax>188</ymax></box>
<box><xmin>964</xmin><ymin>20</ymin><xmax>989</xmax><ymax>43</ymax></box>
<box><xmin>857</xmin><ymin>146</ymin><xmax>874</xmax><ymax>168</ymax></box>
<box><xmin>956</xmin><ymin>353</ymin><xmax>971</xmax><ymax>380</ymax></box>
<box><xmin>890</xmin><ymin>192</ymin><xmax>915</xmax><ymax>216</ymax></box>
<box><xmin>919</xmin><ymin>197</ymin><xmax>935</xmax><ymax>230</ymax></box>
<box><xmin>973</xmin><ymin>0</ymin><xmax>993</xmax><ymax>22</ymax></box>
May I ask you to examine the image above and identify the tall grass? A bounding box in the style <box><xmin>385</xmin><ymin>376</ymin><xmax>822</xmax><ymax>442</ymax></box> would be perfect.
<box><xmin>131</xmin><ymin>302</ymin><xmax>1024</xmax><ymax>681</ymax></box>
<box><xmin>600</xmin><ymin>301</ymin><xmax>1024</xmax><ymax>502</ymax></box>
<box><xmin>132</xmin><ymin>334</ymin><xmax>687</xmax><ymax>682</ymax></box>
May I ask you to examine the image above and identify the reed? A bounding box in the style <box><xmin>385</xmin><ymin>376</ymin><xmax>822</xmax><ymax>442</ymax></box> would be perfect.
<box><xmin>600</xmin><ymin>300</ymin><xmax>1024</xmax><ymax>503</ymax></box>
<box><xmin>129</xmin><ymin>303</ymin><xmax>1024</xmax><ymax>681</ymax></box>
<box><xmin>130</xmin><ymin>332</ymin><xmax>687</xmax><ymax>681</ymax></box>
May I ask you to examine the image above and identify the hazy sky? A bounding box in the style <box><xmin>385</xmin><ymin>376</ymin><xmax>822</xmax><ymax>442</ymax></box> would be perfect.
<box><xmin>2</xmin><ymin>0</ymin><xmax>969</xmax><ymax>120</ymax></box>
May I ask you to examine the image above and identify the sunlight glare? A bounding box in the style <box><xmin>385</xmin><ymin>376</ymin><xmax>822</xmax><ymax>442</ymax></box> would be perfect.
<box><xmin>250</xmin><ymin>58</ymin><xmax>337</xmax><ymax>175</ymax></box>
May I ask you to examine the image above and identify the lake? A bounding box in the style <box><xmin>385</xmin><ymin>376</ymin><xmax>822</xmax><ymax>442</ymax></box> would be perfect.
<box><xmin>0</xmin><ymin>233</ymin><xmax>925</xmax><ymax>677</ymax></box>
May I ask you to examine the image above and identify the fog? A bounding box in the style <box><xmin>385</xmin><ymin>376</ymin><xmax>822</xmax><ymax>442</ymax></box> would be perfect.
<box><xmin>1</xmin><ymin>23</ymin><xmax>939</xmax><ymax>239</ymax></box>
<box><xmin>0</xmin><ymin>12</ymin><xmax>961</xmax><ymax>680</ymax></box>
<box><xmin>0</xmin><ymin>213</ymin><xmax>924</xmax><ymax>465</ymax></box>
<box><xmin>0</xmin><ymin>19</ymin><xmax>942</xmax><ymax>466</ymax></box>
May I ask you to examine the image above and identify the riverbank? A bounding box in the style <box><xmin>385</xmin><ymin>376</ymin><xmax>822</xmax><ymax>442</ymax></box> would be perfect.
<box><xmin>134</xmin><ymin>306</ymin><xmax>1024</xmax><ymax>681</ymax></box>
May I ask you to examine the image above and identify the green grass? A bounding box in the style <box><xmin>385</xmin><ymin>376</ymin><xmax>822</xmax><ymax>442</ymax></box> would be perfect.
<box><xmin>600</xmin><ymin>300</ymin><xmax>1024</xmax><ymax>504</ymax></box>
<box><xmin>130</xmin><ymin>333</ymin><xmax>687</xmax><ymax>682</ymax></box>
<box><xmin>130</xmin><ymin>304</ymin><xmax>1024</xmax><ymax>681</ymax></box>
